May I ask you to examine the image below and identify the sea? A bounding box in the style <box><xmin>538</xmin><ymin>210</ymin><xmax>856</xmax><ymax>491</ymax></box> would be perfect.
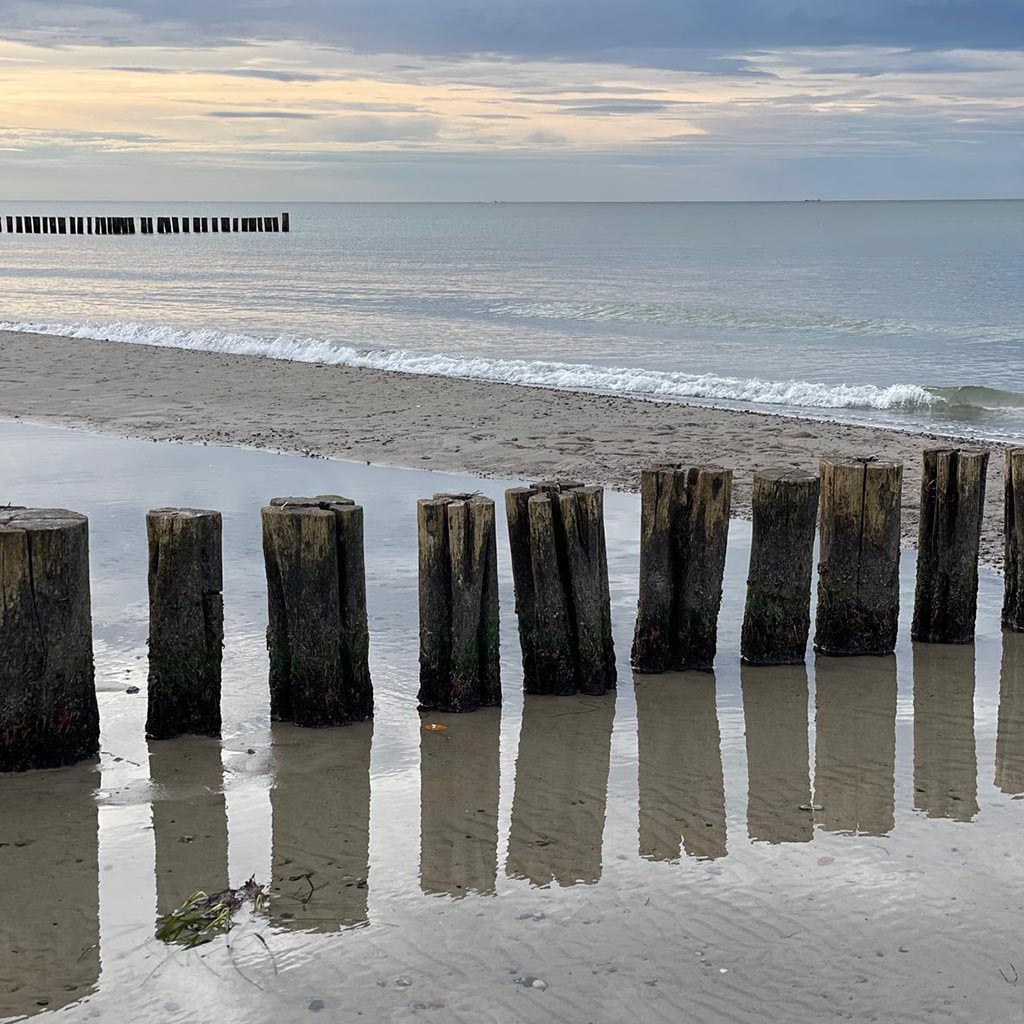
<box><xmin>2</xmin><ymin>199</ymin><xmax>1023</xmax><ymax>439</ymax></box>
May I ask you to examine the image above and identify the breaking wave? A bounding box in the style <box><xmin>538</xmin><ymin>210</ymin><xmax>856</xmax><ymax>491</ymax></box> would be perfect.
<box><xmin>3</xmin><ymin>319</ymin><xmax>1020</xmax><ymax>415</ymax></box>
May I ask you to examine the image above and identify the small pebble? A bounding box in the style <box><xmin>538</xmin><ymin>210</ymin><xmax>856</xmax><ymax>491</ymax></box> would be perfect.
<box><xmin>395</xmin><ymin>977</ymin><xmax>412</xmax><ymax>988</ymax></box>
<box><xmin>513</xmin><ymin>976</ymin><xmax>547</xmax><ymax>991</ymax></box>
<box><xmin>308</xmin><ymin>998</ymin><xmax>324</xmax><ymax>1012</ymax></box>
<box><xmin>125</xmin><ymin>686</ymin><xmax>140</xmax><ymax>695</ymax></box>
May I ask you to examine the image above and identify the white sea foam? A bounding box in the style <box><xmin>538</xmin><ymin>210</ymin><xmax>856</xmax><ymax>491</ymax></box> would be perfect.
<box><xmin>0</xmin><ymin>319</ymin><xmax>943</xmax><ymax>412</ymax></box>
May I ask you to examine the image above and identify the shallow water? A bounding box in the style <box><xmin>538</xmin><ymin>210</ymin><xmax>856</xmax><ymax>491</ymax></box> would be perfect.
<box><xmin>2</xmin><ymin>201</ymin><xmax>1024</xmax><ymax>438</ymax></box>
<box><xmin>1</xmin><ymin>420</ymin><xmax>1022</xmax><ymax>1023</ymax></box>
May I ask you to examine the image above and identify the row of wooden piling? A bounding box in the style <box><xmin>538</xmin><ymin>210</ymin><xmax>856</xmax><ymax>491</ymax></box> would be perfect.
<box><xmin>2</xmin><ymin>447</ymin><xmax>1023</xmax><ymax>772</ymax></box>
<box><xmin>0</xmin><ymin>211</ymin><xmax>290</xmax><ymax>235</ymax></box>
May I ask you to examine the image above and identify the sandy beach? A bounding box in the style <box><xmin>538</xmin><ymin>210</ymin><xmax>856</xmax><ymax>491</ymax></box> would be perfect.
<box><xmin>0</xmin><ymin>328</ymin><xmax>1010</xmax><ymax>566</ymax></box>
<box><xmin>2</xmin><ymin>417</ymin><xmax>1021</xmax><ymax>1023</ymax></box>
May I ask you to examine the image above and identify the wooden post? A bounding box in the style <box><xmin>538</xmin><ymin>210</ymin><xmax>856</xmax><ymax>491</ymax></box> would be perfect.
<box><xmin>814</xmin><ymin>457</ymin><xmax>902</xmax><ymax>656</ymax></box>
<box><xmin>631</xmin><ymin>463</ymin><xmax>732</xmax><ymax>673</ymax></box>
<box><xmin>505</xmin><ymin>480</ymin><xmax>615</xmax><ymax>695</ymax></box>
<box><xmin>261</xmin><ymin>496</ymin><xmax>372</xmax><ymax>726</ymax></box>
<box><xmin>912</xmin><ymin>448</ymin><xmax>989</xmax><ymax>643</ymax></box>
<box><xmin>1005</xmin><ymin>449</ymin><xmax>1024</xmax><ymax>632</ymax></box>
<box><xmin>0</xmin><ymin>508</ymin><xmax>100</xmax><ymax>771</ymax></box>
<box><xmin>417</xmin><ymin>493</ymin><xmax>500</xmax><ymax>712</ymax></box>
<box><xmin>741</xmin><ymin>469</ymin><xmax>819</xmax><ymax>665</ymax></box>
<box><xmin>145</xmin><ymin>509</ymin><xmax>224</xmax><ymax>739</ymax></box>
<box><xmin>58</xmin><ymin>216</ymin><xmax>66</xmax><ymax>234</ymax></box>
<box><xmin>282</xmin><ymin>211</ymin><xmax>290</xmax><ymax>232</ymax></box>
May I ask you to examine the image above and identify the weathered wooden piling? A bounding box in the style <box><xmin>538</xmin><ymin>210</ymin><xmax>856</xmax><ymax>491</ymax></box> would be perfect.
<box><xmin>282</xmin><ymin>211</ymin><xmax>290</xmax><ymax>232</ymax></box>
<box><xmin>912</xmin><ymin>448</ymin><xmax>989</xmax><ymax>643</ymax></box>
<box><xmin>0</xmin><ymin>508</ymin><xmax>100</xmax><ymax>771</ymax></box>
<box><xmin>417</xmin><ymin>493</ymin><xmax>500</xmax><ymax>712</ymax></box>
<box><xmin>814</xmin><ymin>456</ymin><xmax>902</xmax><ymax>656</ymax></box>
<box><xmin>145</xmin><ymin>508</ymin><xmax>224</xmax><ymax>739</ymax></box>
<box><xmin>1005</xmin><ymin>448</ymin><xmax>1024</xmax><ymax>632</ymax></box>
<box><xmin>631</xmin><ymin>463</ymin><xmax>732</xmax><ymax>673</ymax></box>
<box><xmin>741</xmin><ymin>469</ymin><xmax>819</xmax><ymax>665</ymax></box>
<box><xmin>261</xmin><ymin>495</ymin><xmax>372</xmax><ymax>726</ymax></box>
<box><xmin>505</xmin><ymin>480</ymin><xmax>615</xmax><ymax>695</ymax></box>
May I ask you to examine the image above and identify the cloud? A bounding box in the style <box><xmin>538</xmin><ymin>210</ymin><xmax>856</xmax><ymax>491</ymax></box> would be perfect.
<box><xmin>205</xmin><ymin>109</ymin><xmax>322</xmax><ymax>119</ymax></box>
<box><xmin>3</xmin><ymin>0</ymin><xmax>1023</xmax><ymax>66</ymax></box>
<box><xmin>525</xmin><ymin>129</ymin><xmax>568</xmax><ymax>145</ymax></box>
<box><xmin>107</xmin><ymin>65</ymin><xmax>330</xmax><ymax>81</ymax></box>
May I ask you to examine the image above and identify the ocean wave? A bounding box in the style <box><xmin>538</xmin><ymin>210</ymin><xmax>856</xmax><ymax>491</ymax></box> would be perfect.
<box><xmin>485</xmin><ymin>300</ymin><xmax>1023</xmax><ymax>343</ymax></box>
<box><xmin>0</xmin><ymin>318</ymin><xmax>981</xmax><ymax>413</ymax></box>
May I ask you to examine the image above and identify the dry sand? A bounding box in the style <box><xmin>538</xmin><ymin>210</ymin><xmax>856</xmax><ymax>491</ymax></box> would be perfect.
<box><xmin>0</xmin><ymin>328</ymin><xmax>1010</xmax><ymax>566</ymax></box>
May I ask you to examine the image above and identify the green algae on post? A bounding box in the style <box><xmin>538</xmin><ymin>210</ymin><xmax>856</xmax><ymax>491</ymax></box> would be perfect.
<box><xmin>417</xmin><ymin>493</ymin><xmax>500</xmax><ymax>713</ymax></box>
<box><xmin>632</xmin><ymin>463</ymin><xmax>732</xmax><ymax>673</ymax></box>
<box><xmin>0</xmin><ymin>507</ymin><xmax>100</xmax><ymax>771</ymax></box>
<box><xmin>912</xmin><ymin>448</ymin><xmax>989</xmax><ymax>644</ymax></box>
<box><xmin>814</xmin><ymin>456</ymin><xmax>902</xmax><ymax>657</ymax></box>
<box><xmin>505</xmin><ymin>480</ymin><xmax>615</xmax><ymax>696</ymax></box>
<box><xmin>1004</xmin><ymin>448</ymin><xmax>1024</xmax><ymax>632</ymax></box>
<box><xmin>741</xmin><ymin>468</ymin><xmax>820</xmax><ymax>666</ymax></box>
<box><xmin>261</xmin><ymin>496</ymin><xmax>372</xmax><ymax>727</ymax></box>
<box><xmin>146</xmin><ymin>507</ymin><xmax>224</xmax><ymax>739</ymax></box>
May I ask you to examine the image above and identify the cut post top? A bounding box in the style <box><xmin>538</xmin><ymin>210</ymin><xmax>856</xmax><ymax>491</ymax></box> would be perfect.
<box><xmin>0</xmin><ymin>507</ymin><xmax>87</xmax><ymax>531</ymax></box>
<box><xmin>752</xmin><ymin>467</ymin><xmax>818</xmax><ymax>484</ymax></box>
<box><xmin>922</xmin><ymin>446</ymin><xmax>990</xmax><ymax>458</ymax></box>
<box><xmin>647</xmin><ymin>461</ymin><xmax>730</xmax><ymax>473</ymax></box>
<box><xmin>425</xmin><ymin>491</ymin><xmax>494</xmax><ymax>506</ymax></box>
<box><xmin>529</xmin><ymin>479</ymin><xmax>585</xmax><ymax>494</ymax></box>
<box><xmin>820</xmin><ymin>455</ymin><xmax>901</xmax><ymax>471</ymax></box>
<box><xmin>268</xmin><ymin>495</ymin><xmax>356</xmax><ymax>509</ymax></box>
<box><xmin>147</xmin><ymin>507</ymin><xmax>221</xmax><ymax>520</ymax></box>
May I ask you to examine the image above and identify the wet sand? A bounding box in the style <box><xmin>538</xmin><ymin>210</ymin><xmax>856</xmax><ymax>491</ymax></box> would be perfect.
<box><xmin>1</xmin><ymin>421</ymin><xmax>1022</xmax><ymax>1024</ymax></box>
<box><xmin>0</xmin><ymin>329</ymin><xmax>1010</xmax><ymax>567</ymax></box>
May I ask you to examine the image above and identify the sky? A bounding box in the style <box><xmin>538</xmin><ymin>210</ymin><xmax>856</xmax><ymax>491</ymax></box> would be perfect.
<box><xmin>0</xmin><ymin>1</ymin><xmax>1022</xmax><ymax>200</ymax></box>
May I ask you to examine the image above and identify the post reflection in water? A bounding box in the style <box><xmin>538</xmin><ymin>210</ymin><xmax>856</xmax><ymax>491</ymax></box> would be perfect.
<box><xmin>741</xmin><ymin>665</ymin><xmax>813</xmax><ymax>845</ymax></box>
<box><xmin>814</xmin><ymin>657</ymin><xmax>898</xmax><ymax>836</ymax></box>
<box><xmin>420</xmin><ymin>707</ymin><xmax>500</xmax><ymax>898</ymax></box>
<box><xmin>507</xmin><ymin>694</ymin><xmax>614</xmax><ymax>887</ymax></box>
<box><xmin>270</xmin><ymin>721</ymin><xmax>372</xmax><ymax>931</ymax></box>
<box><xmin>912</xmin><ymin>644</ymin><xmax>978</xmax><ymax>821</ymax></box>
<box><xmin>636</xmin><ymin>674</ymin><xmax>727</xmax><ymax>862</ymax></box>
<box><xmin>995</xmin><ymin>631</ymin><xmax>1024</xmax><ymax>795</ymax></box>
<box><xmin>149</xmin><ymin>738</ymin><xmax>229</xmax><ymax>922</ymax></box>
<box><xmin>0</xmin><ymin>762</ymin><xmax>100</xmax><ymax>1019</ymax></box>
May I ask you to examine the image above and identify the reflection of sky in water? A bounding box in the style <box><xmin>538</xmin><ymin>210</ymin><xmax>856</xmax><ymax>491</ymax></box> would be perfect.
<box><xmin>0</xmin><ymin>420</ymin><xmax>1022</xmax><ymax>1023</ymax></box>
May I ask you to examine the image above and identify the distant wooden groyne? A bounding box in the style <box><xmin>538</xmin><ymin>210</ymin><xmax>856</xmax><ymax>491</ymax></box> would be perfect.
<box><xmin>0</xmin><ymin>211</ymin><xmax>290</xmax><ymax>235</ymax></box>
